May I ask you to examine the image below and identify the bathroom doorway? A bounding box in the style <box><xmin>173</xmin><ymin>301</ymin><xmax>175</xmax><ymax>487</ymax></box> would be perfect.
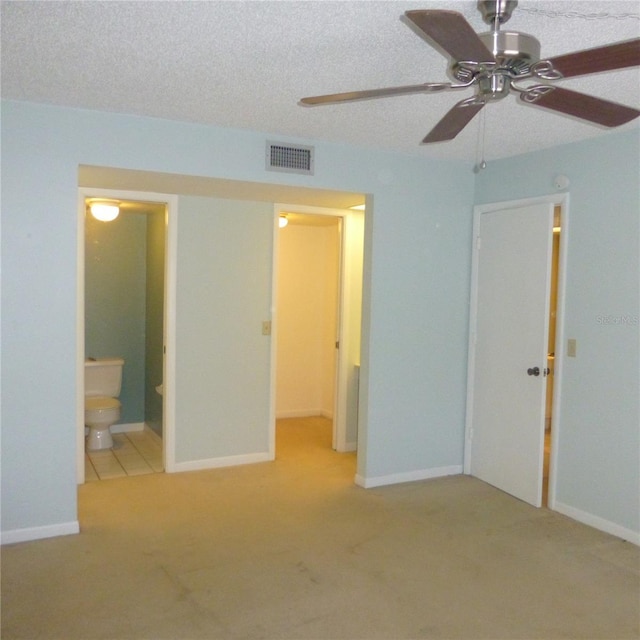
<box><xmin>77</xmin><ymin>188</ymin><xmax>178</xmax><ymax>483</ymax></box>
<box><xmin>271</xmin><ymin>204</ymin><xmax>364</xmax><ymax>456</ymax></box>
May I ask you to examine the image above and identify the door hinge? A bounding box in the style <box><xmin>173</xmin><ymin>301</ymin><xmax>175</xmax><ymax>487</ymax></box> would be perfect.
<box><xmin>335</xmin><ymin>340</ymin><xmax>340</xmax><ymax>349</ymax></box>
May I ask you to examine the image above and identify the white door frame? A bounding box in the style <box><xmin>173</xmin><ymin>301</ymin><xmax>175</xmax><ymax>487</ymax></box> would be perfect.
<box><xmin>271</xmin><ymin>203</ymin><xmax>363</xmax><ymax>456</ymax></box>
<box><xmin>464</xmin><ymin>192</ymin><xmax>569</xmax><ymax>509</ymax></box>
<box><xmin>76</xmin><ymin>188</ymin><xmax>179</xmax><ymax>483</ymax></box>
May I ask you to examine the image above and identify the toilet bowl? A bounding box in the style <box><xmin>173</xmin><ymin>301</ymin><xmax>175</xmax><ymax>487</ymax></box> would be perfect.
<box><xmin>84</xmin><ymin>357</ymin><xmax>125</xmax><ymax>451</ymax></box>
<box><xmin>85</xmin><ymin>396</ymin><xmax>121</xmax><ymax>450</ymax></box>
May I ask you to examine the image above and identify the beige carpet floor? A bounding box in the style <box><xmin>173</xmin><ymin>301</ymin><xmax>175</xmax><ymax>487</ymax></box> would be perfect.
<box><xmin>2</xmin><ymin>416</ymin><xmax>639</xmax><ymax>639</ymax></box>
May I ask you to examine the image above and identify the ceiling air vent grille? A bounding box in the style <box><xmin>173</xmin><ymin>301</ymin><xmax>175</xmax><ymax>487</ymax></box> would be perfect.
<box><xmin>266</xmin><ymin>142</ymin><xmax>314</xmax><ymax>175</ymax></box>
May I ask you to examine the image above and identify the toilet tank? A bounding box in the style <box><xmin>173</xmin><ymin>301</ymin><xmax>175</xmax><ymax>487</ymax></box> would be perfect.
<box><xmin>85</xmin><ymin>357</ymin><xmax>124</xmax><ymax>397</ymax></box>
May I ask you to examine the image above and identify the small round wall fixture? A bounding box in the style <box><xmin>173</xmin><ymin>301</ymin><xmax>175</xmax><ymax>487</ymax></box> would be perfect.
<box><xmin>554</xmin><ymin>175</ymin><xmax>570</xmax><ymax>190</ymax></box>
<box><xmin>88</xmin><ymin>199</ymin><xmax>120</xmax><ymax>222</ymax></box>
<box><xmin>279</xmin><ymin>214</ymin><xmax>288</xmax><ymax>228</ymax></box>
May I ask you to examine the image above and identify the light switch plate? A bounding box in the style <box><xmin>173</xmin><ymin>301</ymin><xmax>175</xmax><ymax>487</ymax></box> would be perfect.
<box><xmin>567</xmin><ymin>338</ymin><xmax>577</xmax><ymax>357</ymax></box>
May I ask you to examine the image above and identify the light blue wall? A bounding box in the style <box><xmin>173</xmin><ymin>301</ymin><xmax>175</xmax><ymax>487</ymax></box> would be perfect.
<box><xmin>475</xmin><ymin>129</ymin><xmax>640</xmax><ymax>535</ymax></box>
<box><xmin>361</xmin><ymin>174</ymin><xmax>474</xmax><ymax>480</ymax></box>
<box><xmin>1</xmin><ymin>100</ymin><xmax>474</xmax><ymax>537</ymax></box>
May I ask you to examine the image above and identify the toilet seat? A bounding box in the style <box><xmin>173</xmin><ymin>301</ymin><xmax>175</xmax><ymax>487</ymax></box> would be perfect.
<box><xmin>86</xmin><ymin>396</ymin><xmax>121</xmax><ymax>411</ymax></box>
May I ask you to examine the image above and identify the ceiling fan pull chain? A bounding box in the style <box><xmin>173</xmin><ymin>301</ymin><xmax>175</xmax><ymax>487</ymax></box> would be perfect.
<box><xmin>473</xmin><ymin>107</ymin><xmax>487</xmax><ymax>173</ymax></box>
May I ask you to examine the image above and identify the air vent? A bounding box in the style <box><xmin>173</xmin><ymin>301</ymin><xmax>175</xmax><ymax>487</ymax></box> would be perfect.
<box><xmin>266</xmin><ymin>141</ymin><xmax>314</xmax><ymax>175</ymax></box>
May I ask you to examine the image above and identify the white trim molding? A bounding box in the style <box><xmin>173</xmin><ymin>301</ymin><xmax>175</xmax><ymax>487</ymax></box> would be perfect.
<box><xmin>171</xmin><ymin>451</ymin><xmax>273</xmax><ymax>474</ymax></box>
<box><xmin>111</xmin><ymin>422</ymin><xmax>145</xmax><ymax>434</ymax></box>
<box><xmin>554</xmin><ymin>501</ymin><xmax>640</xmax><ymax>546</ymax></box>
<box><xmin>1</xmin><ymin>521</ymin><xmax>80</xmax><ymax>545</ymax></box>
<box><xmin>355</xmin><ymin>465</ymin><xmax>463</xmax><ymax>489</ymax></box>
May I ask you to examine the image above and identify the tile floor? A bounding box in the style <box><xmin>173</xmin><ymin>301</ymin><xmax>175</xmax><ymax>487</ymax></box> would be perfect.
<box><xmin>85</xmin><ymin>428</ymin><xmax>163</xmax><ymax>481</ymax></box>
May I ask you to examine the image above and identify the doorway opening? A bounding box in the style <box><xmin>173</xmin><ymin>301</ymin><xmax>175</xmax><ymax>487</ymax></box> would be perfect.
<box><xmin>464</xmin><ymin>193</ymin><xmax>568</xmax><ymax>508</ymax></box>
<box><xmin>77</xmin><ymin>188</ymin><xmax>178</xmax><ymax>484</ymax></box>
<box><xmin>271</xmin><ymin>205</ymin><xmax>364</xmax><ymax>460</ymax></box>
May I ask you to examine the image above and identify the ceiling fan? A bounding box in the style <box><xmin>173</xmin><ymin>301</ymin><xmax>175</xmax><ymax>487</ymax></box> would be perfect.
<box><xmin>299</xmin><ymin>0</ymin><xmax>640</xmax><ymax>144</ymax></box>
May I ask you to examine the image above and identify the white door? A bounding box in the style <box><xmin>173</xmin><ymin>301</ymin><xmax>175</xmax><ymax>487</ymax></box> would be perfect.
<box><xmin>467</xmin><ymin>202</ymin><xmax>554</xmax><ymax>507</ymax></box>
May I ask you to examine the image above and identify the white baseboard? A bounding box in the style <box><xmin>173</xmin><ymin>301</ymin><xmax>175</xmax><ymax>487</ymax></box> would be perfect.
<box><xmin>355</xmin><ymin>465</ymin><xmax>463</xmax><ymax>489</ymax></box>
<box><xmin>1</xmin><ymin>520</ymin><xmax>80</xmax><ymax>546</ymax></box>
<box><xmin>111</xmin><ymin>422</ymin><xmax>145</xmax><ymax>434</ymax></box>
<box><xmin>337</xmin><ymin>441</ymin><xmax>357</xmax><ymax>453</ymax></box>
<box><xmin>171</xmin><ymin>451</ymin><xmax>272</xmax><ymax>473</ymax></box>
<box><xmin>276</xmin><ymin>409</ymin><xmax>333</xmax><ymax>419</ymax></box>
<box><xmin>553</xmin><ymin>501</ymin><xmax>640</xmax><ymax>546</ymax></box>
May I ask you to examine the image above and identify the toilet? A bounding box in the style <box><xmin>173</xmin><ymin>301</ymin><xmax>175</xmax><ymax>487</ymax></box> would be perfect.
<box><xmin>84</xmin><ymin>357</ymin><xmax>124</xmax><ymax>451</ymax></box>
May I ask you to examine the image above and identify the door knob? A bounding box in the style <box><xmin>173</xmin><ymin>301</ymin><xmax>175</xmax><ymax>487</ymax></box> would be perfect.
<box><xmin>527</xmin><ymin>366</ymin><xmax>540</xmax><ymax>376</ymax></box>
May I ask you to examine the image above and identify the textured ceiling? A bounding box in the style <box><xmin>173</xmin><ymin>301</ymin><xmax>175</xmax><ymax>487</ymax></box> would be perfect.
<box><xmin>2</xmin><ymin>0</ymin><xmax>639</xmax><ymax>163</ymax></box>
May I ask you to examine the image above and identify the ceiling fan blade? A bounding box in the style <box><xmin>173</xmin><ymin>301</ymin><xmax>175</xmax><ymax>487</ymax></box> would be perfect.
<box><xmin>405</xmin><ymin>10</ymin><xmax>495</xmax><ymax>64</ymax></box>
<box><xmin>300</xmin><ymin>82</ymin><xmax>458</xmax><ymax>106</ymax></box>
<box><xmin>423</xmin><ymin>97</ymin><xmax>485</xmax><ymax>144</ymax></box>
<box><xmin>538</xmin><ymin>38</ymin><xmax>640</xmax><ymax>79</ymax></box>
<box><xmin>520</xmin><ymin>86</ymin><xmax>640</xmax><ymax>127</ymax></box>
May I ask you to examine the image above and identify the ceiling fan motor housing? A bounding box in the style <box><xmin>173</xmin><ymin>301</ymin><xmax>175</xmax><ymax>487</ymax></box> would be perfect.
<box><xmin>450</xmin><ymin>30</ymin><xmax>540</xmax><ymax>99</ymax></box>
<box><xmin>480</xmin><ymin>31</ymin><xmax>541</xmax><ymax>71</ymax></box>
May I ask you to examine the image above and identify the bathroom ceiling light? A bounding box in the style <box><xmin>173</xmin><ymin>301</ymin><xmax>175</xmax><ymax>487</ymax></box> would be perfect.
<box><xmin>349</xmin><ymin>204</ymin><xmax>365</xmax><ymax>211</ymax></box>
<box><xmin>88</xmin><ymin>200</ymin><xmax>120</xmax><ymax>222</ymax></box>
<box><xmin>279</xmin><ymin>215</ymin><xmax>289</xmax><ymax>228</ymax></box>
